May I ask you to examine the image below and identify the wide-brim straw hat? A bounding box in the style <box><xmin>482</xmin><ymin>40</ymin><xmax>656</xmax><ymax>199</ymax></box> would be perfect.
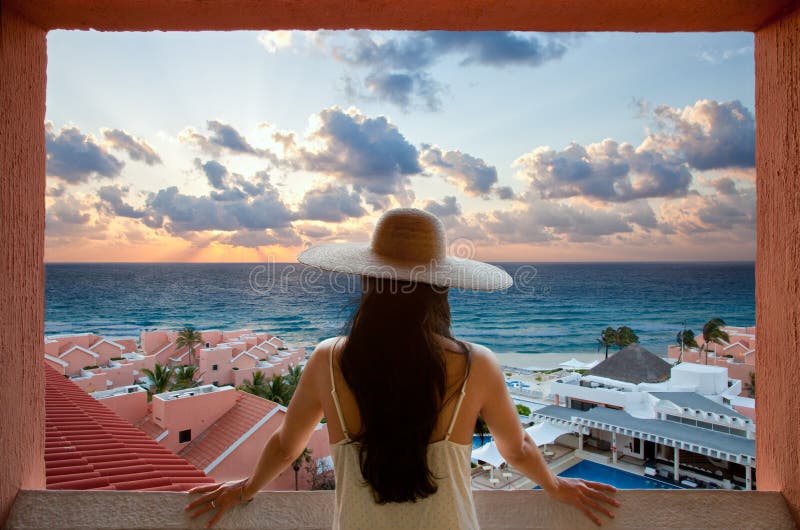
<box><xmin>297</xmin><ymin>208</ymin><xmax>512</xmax><ymax>291</ymax></box>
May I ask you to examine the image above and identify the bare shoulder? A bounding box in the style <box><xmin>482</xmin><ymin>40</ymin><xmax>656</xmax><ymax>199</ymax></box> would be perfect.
<box><xmin>306</xmin><ymin>336</ymin><xmax>347</xmax><ymax>371</ymax></box>
<box><xmin>463</xmin><ymin>341</ymin><xmax>502</xmax><ymax>377</ymax></box>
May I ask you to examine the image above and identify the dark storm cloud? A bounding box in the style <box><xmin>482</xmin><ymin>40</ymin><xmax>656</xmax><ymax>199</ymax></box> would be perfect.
<box><xmin>46</xmin><ymin>123</ymin><xmax>124</xmax><ymax>183</ymax></box>
<box><xmin>102</xmin><ymin>128</ymin><xmax>162</xmax><ymax>165</ymax></box>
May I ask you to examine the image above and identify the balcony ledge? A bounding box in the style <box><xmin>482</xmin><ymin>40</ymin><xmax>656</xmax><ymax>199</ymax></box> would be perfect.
<box><xmin>7</xmin><ymin>489</ymin><xmax>795</xmax><ymax>529</ymax></box>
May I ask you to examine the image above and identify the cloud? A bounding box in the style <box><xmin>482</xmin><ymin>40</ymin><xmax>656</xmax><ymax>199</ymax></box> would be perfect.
<box><xmin>347</xmin><ymin>71</ymin><xmax>443</xmax><ymax>112</ymax></box>
<box><xmin>331</xmin><ymin>31</ymin><xmax>571</xmax><ymax>71</ymax></box>
<box><xmin>288</xmin><ymin>107</ymin><xmax>421</xmax><ymax>204</ymax></box>
<box><xmin>480</xmin><ymin>198</ymin><xmax>637</xmax><ymax>244</ymax></box>
<box><xmin>516</xmin><ymin>139</ymin><xmax>692</xmax><ymax>202</ymax></box>
<box><xmin>179</xmin><ymin>120</ymin><xmax>275</xmax><ymax>160</ymax></box>
<box><xmin>257</xmin><ymin>30</ymin><xmax>296</xmax><ymax>53</ymax></box>
<box><xmin>423</xmin><ymin>196</ymin><xmax>461</xmax><ymax>218</ymax></box>
<box><xmin>195</xmin><ymin>158</ymin><xmax>229</xmax><ymax>190</ymax></box>
<box><xmin>660</xmin><ymin>186</ymin><xmax>755</xmax><ymax>235</ymax></box>
<box><xmin>697</xmin><ymin>46</ymin><xmax>753</xmax><ymax>64</ymax></box>
<box><xmin>711</xmin><ymin>177</ymin><xmax>738</xmax><ymax>195</ymax></box>
<box><xmin>102</xmin><ymin>128</ymin><xmax>162</xmax><ymax>165</ymax></box>
<box><xmin>297</xmin><ymin>184</ymin><xmax>367</xmax><ymax>222</ymax></box>
<box><xmin>96</xmin><ymin>186</ymin><xmax>145</xmax><ymax>219</ymax></box>
<box><xmin>646</xmin><ymin>99</ymin><xmax>755</xmax><ymax>170</ymax></box>
<box><xmin>420</xmin><ymin>145</ymin><xmax>498</xmax><ymax>196</ymax></box>
<box><xmin>496</xmin><ymin>186</ymin><xmax>515</xmax><ymax>200</ymax></box>
<box><xmin>220</xmin><ymin>227</ymin><xmax>302</xmax><ymax>248</ymax></box>
<box><xmin>140</xmin><ymin>169</ymin><xmax>293</xmax><ymax>236</ymax></box>
<box><xmin>325</xmin><ymin>31</ymin><xmax>574</xmax><ymax>110</ymax></box>
<box><xmin>46</xmin><ymin>123</ymin><xmax>125</xmax><ymax>183</ymax></box>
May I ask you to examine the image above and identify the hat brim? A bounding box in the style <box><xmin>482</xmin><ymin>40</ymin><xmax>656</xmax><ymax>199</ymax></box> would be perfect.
<box><xmin>297</xmin><ymin>242</ymin><xmax>513</xmax><ymax>292</ymax></box>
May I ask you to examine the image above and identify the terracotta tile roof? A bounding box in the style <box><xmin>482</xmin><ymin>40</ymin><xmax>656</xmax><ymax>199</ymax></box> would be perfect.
<box><xmin>135</xmin><ymin>418</ymin><xmax>167</xmax><ymax>440</ymax></box>
<box><xmin>179</xmin><ymin>391</ymin><xmax>283</xmax><ymax>471</ymax></box>
<box><xmin>45</xmin><ymin>365</ymin><xmax>216</xmax><ymax>491</ymax></box>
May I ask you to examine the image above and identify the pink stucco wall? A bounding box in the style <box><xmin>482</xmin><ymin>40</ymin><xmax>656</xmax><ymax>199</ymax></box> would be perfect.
<box><xmin>756</xmin><ymin>7</ymin><xmax>800</xmax><ymax>521</ymax></box>
<box><xmin>2</xmin><ymin>0</ymin><xmax>800</xmax><ymax>525</ymax></box>
<box><xmin>0</xmin><ymin>7</ymin><xmax>46</xmax><ymax>521</ymax></box>
<box><xmin>151</xmin><ymin>387</ymin><xmax>238</xmax><ymax>452</ymax></box>
<box><xmin>198</xmin><ymin>347</ymin><xmax>235</xmax><ymax>386</ymax></box>
<box><xmin>94</xmin><ymin>390</ymin><xmax>149</xmax><ymax>424</ymax></box>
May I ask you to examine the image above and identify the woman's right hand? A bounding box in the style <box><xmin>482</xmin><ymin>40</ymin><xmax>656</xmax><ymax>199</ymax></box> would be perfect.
<box><xmin>546</xmin><ymin>476</ymin><xmax>620</xmax><ymax>526</ymax></box>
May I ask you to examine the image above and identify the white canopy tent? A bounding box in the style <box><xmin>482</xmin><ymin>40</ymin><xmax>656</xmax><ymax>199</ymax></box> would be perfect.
<box><xmin>471</xmin><ymin>441</ymin><xmax>506</xmax><ymax>467</ymax></box>
<box><xmin>559</xmin><ymin>358</ymin><xmax>589</xmax><ymax>370</ymax></box>
<box><xmin>471</xmin><ymin>422</ymin><xmax>572</xmax><ymax>467</ymax></box>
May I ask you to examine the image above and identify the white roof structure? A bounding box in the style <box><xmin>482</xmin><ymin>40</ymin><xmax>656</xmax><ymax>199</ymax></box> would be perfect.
<box><xmin>471</xmin><ymin>441</ymin><xmax>505</xmax><ymax>467</ymax></box>
<box><xmin>559</xmin><ymin>358</ymin><xmax>587</xmax><ymax>369</ymax></box>
<box><xmin>525</xmin><ymin>422</ymin><xmax>572</xmax><ymax>445</ymax></box>
<box><xmin>471</xmin><ymin>422</ymin><xmax>571</xmax><ymax>467</ymax></box>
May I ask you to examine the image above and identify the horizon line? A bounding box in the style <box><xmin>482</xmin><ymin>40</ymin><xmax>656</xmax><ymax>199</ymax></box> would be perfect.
<box><xmin>43</xmin><ymin>259</ymin><xmax>756</xmax><ymax>265</ymax></box>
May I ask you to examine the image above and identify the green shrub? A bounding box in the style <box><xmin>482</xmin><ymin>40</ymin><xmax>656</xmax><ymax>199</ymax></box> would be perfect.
<box><xmin>83</xmin><ymin>365</ymin><xmax>99</xmax><ymax>370</ymax></box>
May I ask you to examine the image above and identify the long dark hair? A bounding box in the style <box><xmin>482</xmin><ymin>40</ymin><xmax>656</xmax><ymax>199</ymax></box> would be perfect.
<box><xmin>339</xmin><ymin>276</ymin><xmax>470</xmax><ymax>504</ymax></box>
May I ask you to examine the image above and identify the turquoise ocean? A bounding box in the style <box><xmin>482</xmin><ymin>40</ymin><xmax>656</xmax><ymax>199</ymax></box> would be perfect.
<box><xmin>45</xmin><ymin>262</ymin><xmax>755</xmax><ymax>356</ymax></box>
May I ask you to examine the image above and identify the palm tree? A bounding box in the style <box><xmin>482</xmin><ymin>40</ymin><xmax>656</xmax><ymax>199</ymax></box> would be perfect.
<box><xmin>285</xmin><ymin>364</ymin><xmax>303</xmax><ymax>390</ymax></box>
<box><xmin>238</xmin><ymin>371</ymin><xmax>268</xmax><ymax>399</ymax></box>
<box><xmin>263</xmin><ymin>374</ymin><xmax>292</xmax><ymax>405</ymax></box>
<box><xmin>474</xmin><ymin>416</ymin><xmax>490</xmax><ymax>446</ymax></box>
<box><xmin>701</xmin><ymin>318</ymin><xmax>730</xmax><ymax>365</ymax></box>
<box><xmin>615</xmin><ymin>326</ymin><xmax>639</xmax><ymax>349</ymax></box>
<box><xmin>172</xmin><ymin>365</ymin><xmax>198</xmax><ymax>390</ymax></box>
<box><xmin>175</xmin><ymin>326</ymin><xmax>203</xmax><ymax>366</ymax></box>
<box><xmin>675</xmin><ymin>328</ymin><xmax>698</xmax><ymax>363</ymax></box>
<box><xmin>596</xmin><ymin>327</ymin><xmax>617</xmax><ymax>360</ymax></box>
<box><xmin>292</xmin><ymin>448</ymin><xmax>313</xmax><ymax>490</ymax></box>
<box><xmin>141</xmin><ymin>363</ymin><xmax>174</xmax><ymax>394</ymax></box>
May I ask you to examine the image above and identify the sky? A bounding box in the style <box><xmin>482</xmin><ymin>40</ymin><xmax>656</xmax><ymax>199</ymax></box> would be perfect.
<box><xmin>44</xmin><ymin>30</ymin><xmax>756</xmax><ymax>263</ymax></box>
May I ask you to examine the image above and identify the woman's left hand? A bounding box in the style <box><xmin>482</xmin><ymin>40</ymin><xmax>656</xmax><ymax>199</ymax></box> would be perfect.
<box><xmin>185</xmin><ymin>478</ymin><xmax>253</xmax><ymax>528</ymax></box>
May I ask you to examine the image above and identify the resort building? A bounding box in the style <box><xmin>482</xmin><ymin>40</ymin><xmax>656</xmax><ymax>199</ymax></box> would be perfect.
<box><xmin>140</xmin><ymin>329</ymin><xmax>306</xmax><ymax>387</ymax></box>
<box><xmin>104</xmin><ymin>383</ymin><xmax>332</xmax><ymax>490</ymax></box>
<box><xmin>44</xmin><ymin>365</ymin><xmax>216</xmax><ymax>491</ymax></box>
<box><xmin>667</xmin><ymin>325</ymin><xmax>756</xmax><ymax>396</ymax></box>
<box><xmin>529</xmin><ymin>344</ymin><xmax>756</xmax><ymax>490</ymax></box>
<box><xmin>42</xmin><ymin>328</ymin><xmax>304</xmax><ymax>394</ymax></box>
<box><xmin>44</xmin><ymin>333</ymin><xmax>155</xmax><ymax>394</ymax></box>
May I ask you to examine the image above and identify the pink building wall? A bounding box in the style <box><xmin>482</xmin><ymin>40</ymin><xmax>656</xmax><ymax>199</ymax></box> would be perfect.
<box><xmin>197</xmin><ymin>347</ymin><xmax>235</xmax><ymax>386</ymax></box>
<box><xmin>94</xmin><ymin>389</ymin><xmax>149</xmax><ymax>424</ymax></box>
<box><xmin>151</xmin><ymin>386</ymin><xmax>238</xmax><ymax>453</ymax></box>
<box><xmin>207</xmin><ymin>420</ymin><xmax>331</xmax><ymax>491</ymax></box>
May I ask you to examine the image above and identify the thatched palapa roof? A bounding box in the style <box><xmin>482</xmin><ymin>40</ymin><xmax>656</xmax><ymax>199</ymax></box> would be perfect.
<box><xmin>587</xmin><ymin>343</ymin><xmax>671</xmax><ymax>384</ymax></box>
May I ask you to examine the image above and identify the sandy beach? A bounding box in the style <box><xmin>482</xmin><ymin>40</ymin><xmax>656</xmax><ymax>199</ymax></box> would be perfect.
<box><xmin>494</xmin><ymin>352</ymin><xmax>615</xmax><ymax>371</ymax></box>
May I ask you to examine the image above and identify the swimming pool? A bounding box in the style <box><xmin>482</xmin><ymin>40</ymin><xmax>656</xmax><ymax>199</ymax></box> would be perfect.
<box><xmin>473</xmin><ymin>434</ymin><xmax>493</xmax><ymax>448</ymax></box>
<box><xmin>550</xmin><ymin>460</ymin><xmax>681</xmax><ymax>490</ymax></box>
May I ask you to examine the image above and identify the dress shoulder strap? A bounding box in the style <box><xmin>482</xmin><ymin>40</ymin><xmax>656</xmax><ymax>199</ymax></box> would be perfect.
<box><xmin>444</xmin><ymin>362</ymin><xmax>470</xmax><ymax>442</ymax></box>
<box><xmin>329</xmin><ymin>343</ymin><xmax>351</xmax><ymax>442</ymax></box>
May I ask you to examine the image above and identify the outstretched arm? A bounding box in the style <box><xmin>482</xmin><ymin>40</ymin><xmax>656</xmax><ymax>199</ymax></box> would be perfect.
<box><xmin>476</xmin><ymin>349</ymin><xmax>619</xmax><ymax>526</ymax></box>
<box><xmin>185</xmin><ymin>348</ymin><xmax>325</xmax><ymax>527</ymax></box>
